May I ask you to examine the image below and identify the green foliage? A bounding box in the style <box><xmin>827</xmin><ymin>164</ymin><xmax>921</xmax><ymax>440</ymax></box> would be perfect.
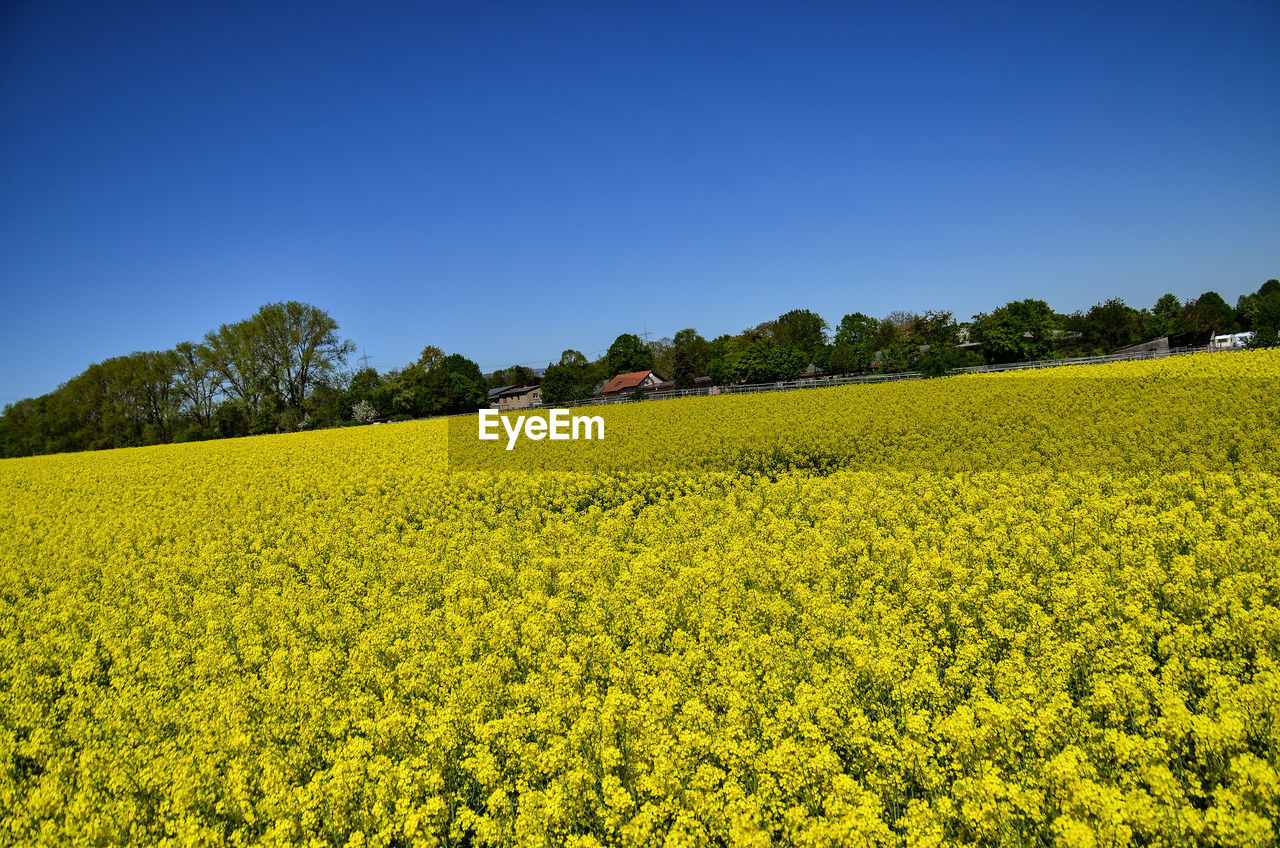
<box><xmin>541</xmin><ymin>349</ymin><xmax>597</xmax><ymax>405</ymax></box>
<box><xmin>729</xmin><ymin>339</ymin><xmax>806</xmax><ymax>383</ymax></box>
<box><xmin>488</xmin><ymin>364</ymin><xmax>538</xmax><ymax>389</ymax></box>
<box><xmin>422</xmin><ymin>354</ymin><xmax>486</xmax><ymax>415</ymax></box>
<box><xmin>1149</xmin><ymin>293</ymin><xmax>1184</xmax><ymax>336</ymax></box>
<box><xmin>0</xmin><ymin>303</ymin><xmax>356</xmax><ymax>454</ymax></box>
<box><xmin>1084</xmin><ymin>298</ymin><xmax>1144</xmax><ymax>353</ymax></box>
<box><xmin>172</xmin><ymin>341</ymin><xmax>221</xmax><ymax>429</ymax></box>
<box><xmin>253</xmin><ymin>301</ymin><xmax>356</xmax><ymax>412</ymax></box>
<box><xmin>538</xmin><ymin>368</ymin><xmax>581</xmax><ymax>405</ymax></box>
<box><xmin>877</xmin><ymin>336</ymin><xmax>921</xmax><ymax>373</ymax></box>
<box><xmin>173</xmin><ymin>424</ymin><xmax>217</xmax><ymax>443</ymax></box>
<box><xmin>706</xmin><ymin>357</ymin><xmax>731</xmax><ymax>386</ymax></box>
<box><xmin>771</xmin><ymin>309</ymin><xmax>829</xmax><ymax>363</ymax></box>
<box><xmin>1238</xmin><ymin>280</ymin><xmax>1280</xmax><ymax>337</ymax></box>
<box><xmin>907</xmin><ymin>310</ymin><xmax>960</xmax><ymax>350</ymax></box>
<box><xmin>1246</xmin><ymin>328</ymin><xmax>1279</xmax><ymax>349</ymax></box>
<box><xmin>1183</xmin><ymin>291</ymin><xmax>1238</xmax><ymax>333</ymax></box>
<box><xmin>670</xmin><ymin>328</ymin><xmax>709</xmax><ymax>389</ymax></box>
<box><xmin>348</xmin><ymin>367</ymin><xmax>382</xmax><ymax>397</ymax></box>
<box><xmin>969</xmin><ymin>299</ymin><xmax>1061</xmax><ymax>362</ymax></box>
<box><xmin>916</xmin><ymin>346</ymin><xmax>983</xmax><ymax>377</ymax></box>
<box><xmin>831</xmin><ymin>312</ymin><xmax>878</xmax><ymax>373</ymax></box>
<box><xmin>707</xmin><ymin>334</ymin><xmax>735</xmax><ymax>362</ymax></box>
<box><xmin>826</xmin><ymin>343</ymin><xmax>858</xmax><ymax>375</ymax></box>
<box><xmin>417</xmin><ymin>345</ymin><xmax>445</xmax><ymax>370</ymax></box>
<box><xmin>202</xmin><ymin>318</ymin><xmax>268</xmax><ymax>419</ymax></box>
<box><xmin>648</xmin><ymin>336</ymin><xmax>675</xmax><ymax>382</ymax></box>
<box><xmin>606</xmin><ymin>333</ymin><xmax>653</xmax><ymax>375</ymax></box>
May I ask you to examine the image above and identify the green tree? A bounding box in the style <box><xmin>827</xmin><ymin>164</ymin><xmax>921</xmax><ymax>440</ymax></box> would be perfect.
<box><xmin>1237</xmin><ymin>280</ymin><xmax>1280</xmax><ymax>330</ymax></box>
<box><xmin>1083</xmin><ymin>298</ymin><xmax>1144</xmax><ymax>353</ymax></box>
<box><xmin>56</xmin><ymin>352</ymin><xmax>183</xmax><ymax>448</ymax></box>
<box><xmin>1</xmin><ymin>301</ymin><xmax>366</xmax><ymax>454</ymax></box>
<box><xmin>0</xmin><ymin>397</ymin><xmax>45</xmax><ymax>457</ymax></box>
<box><xmin>506</xmin><ymin>364</ymin><xmax>539</xmax><ymax>386</ymax></box>
<box><xmin>831</xmin><ymin>312</ymin><xmax>878</xmax><ymax>373</ymax></box>
<box><xmin>772</xmin><ymin>309</ymin><xmax>830</xmax><ymax>365</ymax></box>
<box><xmin>131</xmin><ymin>350</ymin><xmax>182</xmax><ymax>443</ymax></box>
<box><xmin>1149</xmin><ymin>293</ymin><xmax>1184</xmax><ymax>337</ymax></box>
<box><xmin>486</xmin><ymin>368</ymin><xmax>509</xmax><ymax>389</ymax></box>
<box><xmin>907</xmin><ymin>310</ymin><xmax>960</xmax><ymax>350</ymax></box>
<box><xmin>873</xmin><ymin>317</ymin><xmax>906</xmax><ymax>353</ymax></box>
<box><xmin>877</xmin><ymin>335</ymin><xmax>921</xmax><ymax>373</ymax></box>
<box><xmin>1182</xmin><ymin>291</ymin><xmax>1237</xmax><ymax>334</ymax></box>
<box><xmin>253</xmin><ymin>301</ymin><xmax>356</xmax><ymax>414</ymax></box>
<box><xmin>349</xmin><ymin>367</ymin><xmax>383</xmax><ymax>397</ymax></box>
<box><xmin>538</xmin><ymin>368</ymin><xmax>578</xmax><ymax>405</ymax></box>
<box><xmin>173</xmin><ymin>341</ymin><xmax>222</xmax><ymax>431</ymax></box>
<box><xmin>1239</xmin><ymin>280</ymin><xmax>1280</xmax><ymax>348</ymax></box>
<box><xmin>301</xmin><ymin>378</ymin><xmax>345</xmax><ymax>429</ymax></box>
<box><xmin>203</xmin><ymin>319</ymin><xmax>267</xmax><ymax>420</ymax></box>
<box><xmin>827</xmin><ymin>344</ymin><xmax>858</xmax><ymax>375</ymax></box>
<box><xmin>728</xmin><ymin>339</ymin><xmax>806</xmax><ymax>383</ymax></box>
<box><xmin>417</xmin><ymin>345</ymin><xmax>445</xmax><ymax>370</ymax></box>
<box><xmin>648</xmin><ymin>337</ymin><xmax>675</xmax><ymax>381</ymax></box>
<box><xmin>424</xmin><ymin>353</ymin><xmax>487</xmax><ymax>415</ymax></box>
<box><xmin>706</xmin><ymin>357</ymin><xmax>731</xmax><ymax>386</ymax></box>
<box><xmin>540</xmin><ymin>350</ymin><xmax>596</xmax><ymax>404</ymax></box>
<box><xmin>670</xmin><ymin>329</ymin><xmax>709</xmax><ymax>388</ymax></box>
<box><xmin>339</xmin><ymin>367</ymin><xmax>384</xmax><ymax>420</ymax></box>
<box><xmin>916</xmin><ymin>347</ymin><xmax>983</xmax><ymax>378</ymax></box>
<box><xmin>707</xmin><ymin>334</ymin><xmax>735</xmax><ymax>361</ymax></box>
<box><xmin>606</xmin><ymin>333</ymin><xmax>654</xmax><ymax>376</ymax></box>
<box><xmin>968</xmin><ymin>300</ymin><xmax>1060</xmax><ymax>363</ymax></box>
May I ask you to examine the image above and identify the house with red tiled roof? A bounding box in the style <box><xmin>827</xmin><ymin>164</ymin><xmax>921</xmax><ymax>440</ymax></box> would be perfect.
<box><xmin>599</xmin><ymin>369</ymin><xmax>671</xmax><ymax>395</ymax></box>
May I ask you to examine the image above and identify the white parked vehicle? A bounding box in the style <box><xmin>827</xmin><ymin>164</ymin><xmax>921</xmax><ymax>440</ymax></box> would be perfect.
<box><xmin>1209</xmin><ymin>332</ymin><xmax>1255</xmax><ymax>351</ymax></box>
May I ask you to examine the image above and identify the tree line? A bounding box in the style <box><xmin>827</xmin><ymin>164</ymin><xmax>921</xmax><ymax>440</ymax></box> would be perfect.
<box><xmin>2</xmin><ymin>281</ymin><xmax>1276</xmax><ymax>457</ymax></box>
<box><xmin>531</xmin><ymin>281</ymin><xmax>1279</xmax><ymax>404</ymax></box>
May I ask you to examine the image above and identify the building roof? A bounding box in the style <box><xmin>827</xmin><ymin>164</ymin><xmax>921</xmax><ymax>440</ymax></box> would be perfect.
<box><xmin>600</xmin><ymin>369</ymin><xmax>665</xmax><ymax>394</ymax></box>
<box><xmin>493</xmin><ymin>384</ymin><xmax>541</xmax><ymax>399</ymax></box>
<box><xmin>487</xmin><ymin>385</ymin><xmax>514</xmax><ymax>398</ymax></box>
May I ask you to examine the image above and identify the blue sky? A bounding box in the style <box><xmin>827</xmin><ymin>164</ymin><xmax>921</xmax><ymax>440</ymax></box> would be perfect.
<box><xmin>2</xmin><ymin>0</ymin><xmax>1277</xmax><ymax>402</ymax></box>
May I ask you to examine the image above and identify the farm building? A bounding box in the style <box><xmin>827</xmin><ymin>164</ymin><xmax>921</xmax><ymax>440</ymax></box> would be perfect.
<box><xmin>489</xmin><ymin>385</ymin><xmax>543</xmax><ymax>411</ymax></box>
<box><xmin>1113</xmin><ymin>331</ymin><xmax>1212</xmax><ymax>357</ymax></box>
<box><xmin>599</xmin><ymin>369</ymin><xmax>672</xmax><ymax>395</ymax></box>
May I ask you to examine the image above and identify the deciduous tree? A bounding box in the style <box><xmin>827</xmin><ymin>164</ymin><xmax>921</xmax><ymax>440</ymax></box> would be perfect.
<box><xmin>606</xmin><ymin>333</ymin><xmax>653</xmax><ymax>375</ymax></box>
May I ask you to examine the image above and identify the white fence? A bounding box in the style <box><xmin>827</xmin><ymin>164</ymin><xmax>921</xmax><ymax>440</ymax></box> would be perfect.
<box><xmin>542</xmin><ymin>370</ymin><xmax>924</xmax><ymax>409</ymax></box>
<box><xmin>943</xmin><ymin>345</ymin><xmax>1206</xmax><ymax>375</ymax></box>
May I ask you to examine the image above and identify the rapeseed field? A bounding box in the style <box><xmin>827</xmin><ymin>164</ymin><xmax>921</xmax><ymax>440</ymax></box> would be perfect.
<box><xmin>2</xmin><ymin>352</ymin><xmax>1278</xmax><ymax>847</ymax></box>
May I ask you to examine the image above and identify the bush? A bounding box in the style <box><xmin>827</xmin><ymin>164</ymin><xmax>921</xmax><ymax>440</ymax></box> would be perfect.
<box><xmin>917</xmin><ymin>347</ymin><xmax>985</xmax><ymax>378</ymax></box>
<box><xmin>174</xmin><ymin>426</ymin><xmax>217</xmax><ymax>443</ymax></box>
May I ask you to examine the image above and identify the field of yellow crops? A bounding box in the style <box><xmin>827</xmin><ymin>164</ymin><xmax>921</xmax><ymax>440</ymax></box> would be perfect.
<box><xmin>2</xmin><ymin>352</ymin><xmax>1279</xmax><ymax>847</ymax></box>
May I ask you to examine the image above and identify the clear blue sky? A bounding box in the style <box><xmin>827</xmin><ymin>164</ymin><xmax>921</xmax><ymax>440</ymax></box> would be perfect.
<box><xmin>2</xmin><ymin>0</ymin><xmax>1277</xmax><ymax>402</ymax></box>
